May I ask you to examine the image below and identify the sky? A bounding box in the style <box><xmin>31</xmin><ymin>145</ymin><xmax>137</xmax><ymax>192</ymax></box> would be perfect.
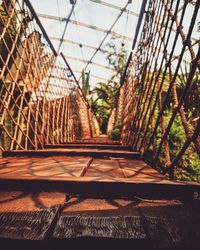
<box><xmin>31</xmin><ymin>0</ymin><xmax>142</xmax><ymax>88</ymax></box>
<box><xmin>30</xmin><ymin>0</ymin><xmax>199</xmax><ymax>89</ymax></box>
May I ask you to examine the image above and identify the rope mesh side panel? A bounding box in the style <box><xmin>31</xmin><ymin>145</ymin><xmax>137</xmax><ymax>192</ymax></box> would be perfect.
<box><xmin>119</xmin><ymin>0</ymin><xmax>200</xmax><ymax>177</ymax></box>
<box><xmin>0</xmin><ymin>0</ymin><xmax>99</xmax><ymax>153</ymax></box>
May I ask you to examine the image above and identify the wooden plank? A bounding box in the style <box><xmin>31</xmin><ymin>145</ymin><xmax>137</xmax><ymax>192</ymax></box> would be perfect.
<box><xmin>85</xmin><ymin>159</ymin><xmax>125</xmax><ymax>178</ymax></box>
<box><xmin>64</xmin><ymin>141</ymin><xmax>121</xmax><ymax>145</ymax></box>
<box><xmin>0</xmin><ymin>176</ymin><xmax>199</xmax><ymax>200</ymax></box>
<box><xmin>138</xmin><ymin>199</ymin><xmax>200</xmax><ymax>248</ymax></box>
<box><xmin>0</xmin><ymin>156</ymin><xmax>92</xmax><ymax>178</ymax></box>
<box><xmin>53</xmin><ymin>198</ymin><xmax>200</xmax><ymax>248</ymax></box>
<box><xmin>85</xmin><ymin>158</ymin><xmax>166</xmax><ymax>180</ymax></box>
<box><xmin>0</xmin><ymin>156</ymin><xmax>199</xmax><ymax>186</ymax></box>
<box><xmin>118</xmin><ymin>159</ymin><xmax>165</xmax><ymax>180</ymax></box>
<box><xmin>74</xmin><ymin>136</ymin><xmax>121</xmax><ymax>145</ymax></box>
<box><xmin>3</xmin><ymin>149</ymin><xmax>140</xmax><ymax>159</ymax></box>
<box><xmin>45</xmin><ymin>144</ymin><xmax>131</xmax><ymax>150</ymax></box>
<box><xmin>0</xmin><ymin>154</ymin><xmax>199</xmax><ymax>199</ymax></box>
<box><xmin>0</xmin><ymin>191</ymin><xmax>66</xmax><ymax>240</ymax></box>
<box><xmin>53</xmin><ymin>198</ymin><xmax>146</xmax><ymax>239</ymax></box>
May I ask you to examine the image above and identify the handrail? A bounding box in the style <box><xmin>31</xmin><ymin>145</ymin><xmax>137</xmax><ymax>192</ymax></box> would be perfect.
<box><xmin>120</xmin><ymin>0</ymin><xmax>148</xmax><ymax>85</ymax></box>
<box><xmin>24</xmin><ymin>0</ymin><xmax>57</xmax><ymax>56</ymax></box>
<box><xmin>0</xmin><ymin>0</ymin><xmax>100</xmax><ymax>151</ymax></box>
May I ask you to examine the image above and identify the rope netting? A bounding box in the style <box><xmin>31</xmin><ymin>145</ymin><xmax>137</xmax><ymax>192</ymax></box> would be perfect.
<box><xmin>118</xmin><ymin>0</ymin><xmax>200</xmax><ymax>177</ymax></box>
<box><xmin>0</xmin><ymin>0</ymin><xmax>99</xmax><ymax>152</ymax></box>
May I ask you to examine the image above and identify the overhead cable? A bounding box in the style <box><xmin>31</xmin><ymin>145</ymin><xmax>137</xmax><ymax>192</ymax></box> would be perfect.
<box><xmin>79</xmin><ymin>0</ymin><xmax>132</xmax><ymax>80</ymax></box>
<box><xmin>57</xmin><ymin>0</ymin><xmax>77</xmax><ymax>53</ymax></box>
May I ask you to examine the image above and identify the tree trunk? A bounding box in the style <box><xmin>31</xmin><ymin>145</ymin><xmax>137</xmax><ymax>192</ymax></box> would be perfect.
<box><xmin>158</xmin><ymin>91</ymin><xmax>171</xmax><ymax>167</ymax></box>
<box><xmin>172</xmin><ymin>83</ymin><xmax>200</xmax><ymax>154</ymax></box>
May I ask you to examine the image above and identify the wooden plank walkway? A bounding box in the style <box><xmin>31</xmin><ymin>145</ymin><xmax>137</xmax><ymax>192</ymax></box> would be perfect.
<box><xmin>0</xmin><ymin>135</ymin><xmax>200</xmax><ymax>247</ymax></box>
<box><xmin>0</xmin><ymin>191</ymin><xmax>199</xmax><ymax>248</ymax></box>
<box><xmin>0</xmin><ymin>191</ymin><xmax>65</xmax><ymax>240</ymax></box>
<box><xmin>53</xmin><ymin>197</ymin><xmax>200</xmax><ymax>248</ymax></box>
<box><xmin>0</xmin><ymin>136</ymin><xmax>199</xmax><ymax>199</ymax></box>
<box><xmin>0</xmin><ymin>156</ymin><xmax>92</xmax><ymax>178</ymax></box>
<box><xmin>0</xmin><ymin>157</ymin><xmax>163</xmax><ymax>181</ymax></box>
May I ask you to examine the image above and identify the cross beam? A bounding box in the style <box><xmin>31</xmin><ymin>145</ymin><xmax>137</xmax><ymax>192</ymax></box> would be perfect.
<box><xmin>63</xmin><ymin>55</ymin><xmax>115</xmax><ymax>71</ymax></box>
<box><xmin>50</xmin><ymin>36</ymin><xmax>111</xmax><ymax>54</ymax></box>
<box><xmin>89</xmin><ymin>0</ymin><xmax>138</xmax><ymax>17</ymax></box>
<box><xmin>73</xmin><ymin>70</ymin><xmax>108</xmax><ymax>81</ymax></box>
<box><xmin>38</xmin><ymin>13</ymin><xmax>133</xmax><ymax>42</ymax></box>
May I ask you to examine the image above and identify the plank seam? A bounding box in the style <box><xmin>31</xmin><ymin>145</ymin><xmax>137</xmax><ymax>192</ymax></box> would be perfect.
<box><xmin>80</xmin><ymin>157</ymin><xmax>93</xmax><ymax>177</ymax></box>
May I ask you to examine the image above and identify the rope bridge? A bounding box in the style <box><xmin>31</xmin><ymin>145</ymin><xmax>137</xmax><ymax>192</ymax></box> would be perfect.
<box><xmin>0</xmin><ymin>0</ymin><xmax>99</xmax><ymax>152</ymax></box>
<box><xmin>0</xmin><ymin>1</ymin><xmax>200</xmax><ymax>244</ymax></box>
<box><xmin>0</xmin><ymin>0</ymin><xmax>199</xmax><ymax>179</ymax></box>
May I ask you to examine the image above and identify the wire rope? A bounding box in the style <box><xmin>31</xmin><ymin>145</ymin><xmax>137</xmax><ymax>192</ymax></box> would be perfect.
<box><xmin>78</xmin><ymin>0</ymin><xmax>131</xmax><ymax>81</ymax></box>
<box><xmin>57</xmin><ymin>0</ymin><xmax>77</xmax><ymax>54</ymax></box>
<box><xmin>72</xmin><ymin>10</ymin><xmax>85</xmax><ymax>62</ymax></box>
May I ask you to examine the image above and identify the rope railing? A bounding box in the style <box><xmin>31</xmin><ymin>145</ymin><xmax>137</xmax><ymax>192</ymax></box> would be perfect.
<box><xmin>119</xmin><ymin>0</ymin><xmax>200</xmax><ymax>178</ymax></box>
<box><xmin>0</xmin><ymin>0</ymin><xmax>99</xmax><ymax>152</ymax></box>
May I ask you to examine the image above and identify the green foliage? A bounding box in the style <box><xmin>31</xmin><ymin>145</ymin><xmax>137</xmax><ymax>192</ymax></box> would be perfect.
<box><xmin>111</xmin><ymin>128</ymin><xmax>121</xmax><ymax>140</ymax></box>
<box><xmin>162</xmin><ymin>110</ymin><xmax>199</xmax><ymax>182</ymax></box>
<box><xmin>105</xmin><ymin>36</ymin><xmax>128</xmax><ymax>78</ymax></box>
<box><xmin>166</xmin><ymin>111</ymin><xmax>199</xmax><ymax>181</ymax></box>
<box><xmin>145</xmin><ymin>108</ymin><xmax>200</xmax><ymax>182</ymax></box>
<box><xmin>110</xmin><ymin>118</ymin><xmax>121</xmax><ymax>140</ymax></box>
<box><xmin>176</xmin><ymin>149</ymin><xmax>200</xmax><ymax>182</ymax></box>
<box><xmin>176</xmin><ymin>63</ymin><xmax>200</xmax><ymax>119</ymax></box>
<box><xmin>81</xmin><ymin>70</ymin><xmax>90</xmax><ymax>98</ymax></box>
<box><xmin>115</xmin><ymin>118</ymin><xmax>122</xmax><ymax>129</ymax></box>
<box><xmin>90</xmin><ymin>80</ymin><xmax>121</xmax><ymax>133</ymax></box>
<box><xmin>90</xmin><ymin>36</ymin><xmax>128</xmax><ymax>133</ymax></box>
<box><xmin>164</xmin><ymin>111</ymin><xmax>186</xmax><ymax>158</ymax></box>
<box><xmin>90</xmin><ymin>97</ymin><xmax>111</xmax><ymax>133</ymax></box>
<box><xmin>0</xmin><ymin>113</ymin><xmax>13</xmax><ymax>150</ymax></box>
<box><xmin>0</xmin><ymin>3</ymin><xmax>17</xmax><ymax>38</ymax></box>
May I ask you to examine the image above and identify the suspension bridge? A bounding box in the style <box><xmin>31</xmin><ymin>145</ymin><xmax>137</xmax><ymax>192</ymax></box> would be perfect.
<box><xmin>0</xmin><ymin>0</ymin><xmax>200</xmax><ymax>248</ymax></box>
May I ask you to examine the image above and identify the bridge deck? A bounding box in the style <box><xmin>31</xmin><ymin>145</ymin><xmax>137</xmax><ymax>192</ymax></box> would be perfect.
<box><xmin>0</xmin><ymin>190</ymin><xmax>199</xmax><ymax>248</ymax></box>
<box><xmin>0</xmin><ymin>136</ymin><xmax>200</xmax><ymax>246</ymax></box>
<box><xmin>0</xmin><ymin>156</ymin><xmax>171</xmax><ymax>183</ymax></box>
<box><xmin>0</xmin><ymin>136</ymin><xmax>199</xmax><ymax>199</ymax></box>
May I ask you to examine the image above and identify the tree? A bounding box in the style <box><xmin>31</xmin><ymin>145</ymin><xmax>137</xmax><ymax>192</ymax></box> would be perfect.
<box><xmin>90</xmin><ymin>36</ymin><xmax>128</xmax><ymax>133</ymax></box>
<box><xmin>175</xmin><ymin>63</ymin><xmax>200</xmax><ymax>154</ymax></box>
<box><xmin>105</xmin><ymin>36</ymin><xmax>128</xmax><ymax>79</ymax></box>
